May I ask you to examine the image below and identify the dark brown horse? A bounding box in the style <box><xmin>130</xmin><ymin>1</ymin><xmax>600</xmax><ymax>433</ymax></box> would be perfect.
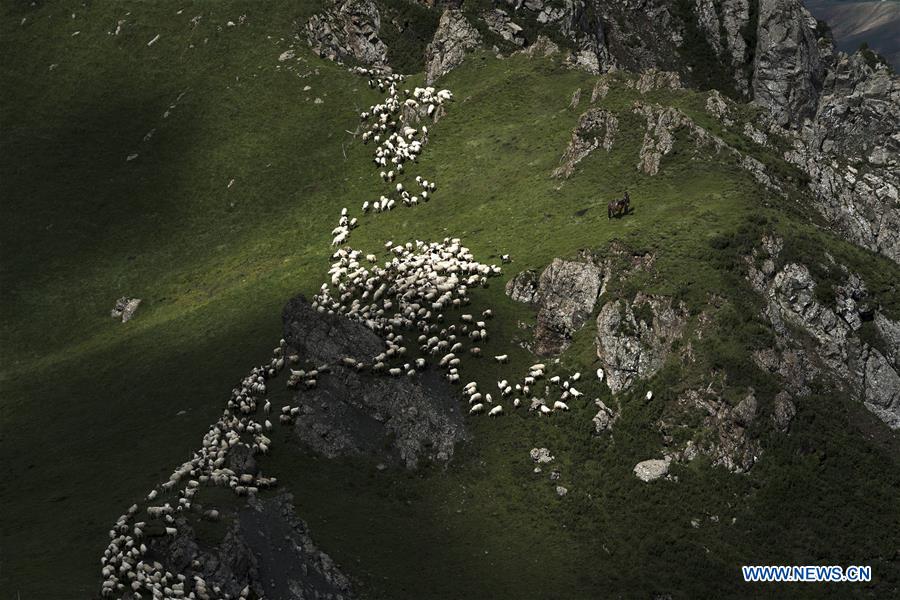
<box><xmin>607</xmin><ymin>191</ymin><xmax>630</xmax><ymax>219</ymax></box>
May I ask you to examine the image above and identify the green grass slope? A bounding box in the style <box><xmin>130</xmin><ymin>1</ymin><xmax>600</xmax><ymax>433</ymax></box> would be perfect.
<box><xmin>1</xmin><ymin>2</ymin><xmax>899</xmax><ymax>599</ymax></box>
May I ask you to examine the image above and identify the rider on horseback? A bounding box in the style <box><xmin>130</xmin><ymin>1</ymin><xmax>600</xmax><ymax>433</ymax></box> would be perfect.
<box><xmin>607</xmin><ymin>191</ymin><xmax>630</xmax><ymax>219</ymax></box>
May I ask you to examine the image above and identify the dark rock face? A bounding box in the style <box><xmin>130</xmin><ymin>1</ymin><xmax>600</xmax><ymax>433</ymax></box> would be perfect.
<box><xmin>662</xmin><ymin>388</ymin><xmax>763</xmax><ymax>473</ymax></box>
<box><xmin>746</xmin><ymin>237</ymin><xmax>900</xmax><ymax>429</ymax></box>
<box><xmin>283</xmin><ymin>294</ymin><xmax>383</xmax><ymax>366</ymax></box>
<box><xmin>306</xmin><ymin>0</ymin><xmax>388</xmax><ymax>67</ymax></box>
<box><xmin>752</xmin><ymin>0</ymin><xmax>826</xmax><ymax>126</ymax></box>
<box><xmin>424</xmin><ymin>9</ymin><xmax>481</xmax><ymax>84</ymax></box>
<box><xmin>595</xmin><ymin>293</ymin><xmax>689</xmax><ymax>394</ymax></box>
<box><xmin>148</xmin><ymin>493</ymin><xmax>353</xmax><ymax>600</ymax></box>
<box><xmin>506</xmin><ymin>258</ymin><xmax>603</xmax><ymax>356</ymax></box>
<box><xmin>781</xmin><ymin>52</ymin><xmax>900</xmax><ymax>263</ymax></box>
<box><xmin>282</xmin><ymin>294</ymin><xmax>467</xmax><ymax>468</ymax></box>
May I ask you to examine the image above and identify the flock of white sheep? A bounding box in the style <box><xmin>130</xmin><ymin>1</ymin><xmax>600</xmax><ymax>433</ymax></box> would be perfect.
<box><xmin>97</xmin><ymin>66</ymin><xmax>609</xmax><ymax>599</ymax></box>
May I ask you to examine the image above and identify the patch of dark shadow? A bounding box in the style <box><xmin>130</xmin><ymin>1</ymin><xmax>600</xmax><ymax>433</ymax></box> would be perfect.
<box><xmin>574</xmin><ymin>208</ymin><xmax>589</xmax><ymax>217</ymax></box>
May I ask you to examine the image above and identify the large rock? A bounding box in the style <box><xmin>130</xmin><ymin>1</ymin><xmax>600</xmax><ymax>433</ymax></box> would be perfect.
<box><xmin>751</xmin><ymin>0</ymin><xmax>826</xmax><ymax>126</ymax></box>
<box><xmin>424</xmin><ymin>9</ymin><xmax>482</xmax><ymax>84</ymax></box>
<box><xmin>507</xmin><ymin>258</ymin><xmax>603</xmax><ymax>355</ymax></box>
<box><xmin>282</xmin><ymin>294</ymin><xmax>467</xmax><ymax>468</ymax></box>
<box><xmin>306</xmin><ymin>0</ymin><xmax>388</xmax><ymax>67</ymax></box>
<box><xmin>595</xmin><ymin>293</ymin><xmax>689</xmax><ymax>394</ymax></box>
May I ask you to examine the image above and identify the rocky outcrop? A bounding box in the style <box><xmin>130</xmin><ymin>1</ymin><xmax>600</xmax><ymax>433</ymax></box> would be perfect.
<box><xmin>282</xmin><ymin>295</ymin><xmax>467</xmax><ymax>467</ymax></box>
<box><xmin>148</xmin><ymin>493</ymin><xmax>353</xmax><ymax>599</ymax></box>
<box><xmin>306</xmin><ymin>0</ymin><xmax>388</xmax><ymax>67</ymax></box>
<box><xmin>771</xmin><ymin>390</ymin><xmax>798</xmax><ymax>432</ymax></box>
<box><xmin>625</xmin><ymin>69</ymin><xmax>682</xmax><ymax>94</ymax></box>
<box><xmin>424</xmin><ymin>9</ymin><xmax>482</xmax><ymax>84</ymax></box>
<box><xmin>518</xmin><ymin>34</ymin><xmax>560</xmax><ymax>58</ymax></box>
<box><xmin>634</xmin><ymin>102</ymin><xmax>782</xmax><ymax>193</ymax></box>
<box><xmin>506</xmin><ymin>258</ymin><xmax>603</xmax><ymax>355</ymax></box>
<box><xmin>752</xmin><ymin>0</ymin><xmax>826</xmax><ymax>126</ymax></box>
<box><xmin>693</xmin><ymin>0</ymin><xmax>752</xmax><ymax>94</ymax></box>
<box><xmin>781</xmin><ymin>52</ymin><xmax>900</xmax><ymax>264</ymax></box>
<box><xmin>482</xmin><ymin>9</ymin><xmax>525</xmax><ymax>47</ymax></box>
<box><xmin>505</xmin><ymin>269</ymin><xmax>540</xmax><ymax>305</ymax></box>
<box><xmin>595</xmin><ymin>293</ymin><xmax>689</xmax><ymax>394</ymax></box>
<box><xmin>552</xmin><ymin>108</ymin><xmax>619</xmax><ymax>178</ymax></box>
<box><xmin>747</xmin><ymin>237</ymin><xmax>900</xmax><ymax>429</ymax></box>
<box><xmin>663</xmin><ymin>387</ymin><xmax>763</xmax><ymax>473</ymax></box>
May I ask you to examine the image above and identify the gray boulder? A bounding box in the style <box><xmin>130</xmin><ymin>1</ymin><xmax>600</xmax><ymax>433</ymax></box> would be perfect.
<box><xmin>633</xmin><ymin>458</ymin><xmax>671</xmax><ymax>482</ymax></box>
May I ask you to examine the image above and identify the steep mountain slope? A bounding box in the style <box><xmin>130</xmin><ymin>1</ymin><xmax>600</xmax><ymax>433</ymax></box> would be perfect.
<box><xmin>805</xmin><ymin>0</ymin><xmax>900</xmax><ymax>69</ymax></box>
<box><xmin>1</xmin><ymin>1</ymin><xmax>898</xmax><ymax>599</ymax></box>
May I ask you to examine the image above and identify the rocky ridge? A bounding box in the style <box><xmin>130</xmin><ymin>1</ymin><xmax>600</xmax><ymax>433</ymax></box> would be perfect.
<box><xmin>747</xmin><ymin>236</ymin><xmax>900</xmax><ymax>429</ymax></box>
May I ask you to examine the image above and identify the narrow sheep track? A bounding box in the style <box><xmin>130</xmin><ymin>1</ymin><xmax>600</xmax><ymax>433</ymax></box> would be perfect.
<box><xmin>97</xmin><ymin>66</ymin><xmax>610</xmax><ymax>600</ymax></box>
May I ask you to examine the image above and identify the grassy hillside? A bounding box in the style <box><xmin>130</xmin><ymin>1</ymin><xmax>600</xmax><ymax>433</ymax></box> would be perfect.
<box><xmin>2</xmin><ymin>1</ymin><xmax>899</xmax><ymax>598</ymax></box>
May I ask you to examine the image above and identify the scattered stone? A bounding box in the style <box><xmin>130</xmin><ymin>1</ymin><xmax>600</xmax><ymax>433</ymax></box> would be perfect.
<box><xmin>530</xmin><ymin>447</ymin><xmax>554</xmax><ymax>464</ymax></box>
<box><xmin>111</xmin><ymin>297</ymin><xmax>142</xmax><ymax>322</ymax></box>
<box><xmin>555</xmin><ymin>485</ymin><xmax>568</xmax><ymax>497</ymax></box>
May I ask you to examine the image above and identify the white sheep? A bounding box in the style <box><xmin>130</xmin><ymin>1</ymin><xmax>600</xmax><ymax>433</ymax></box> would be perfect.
<box><xmin>489</xmin><ymin>405</ymin><xmax>503</xmax><ymax>417</ymax></box>
<box><xmin>469</xmin><ymin>403</ymin><xmax>485</xmax><ymax>415</ymax></box>
<box><xmin>553</xmin><ymin>401</ymin><xmax>569</xmax><ymax>411</ymax></box>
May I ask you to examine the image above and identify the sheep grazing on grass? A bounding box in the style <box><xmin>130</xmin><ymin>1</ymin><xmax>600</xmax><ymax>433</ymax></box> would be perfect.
<box><xmin>470</xmin><ymin>403</ymin><xmax>485</xmax><ymax>415</ymax></box>
<box><xmin>494</xmin><ymin>354</ymin><xmax>509</xmax><ymax>363</ymax></box>
<box><xmin>489</xmin><ymin>405</ymin><xmax>503</xmax><ymax>417</ymax></box>
<box><xmin>553</xmin><ymin>401</ymin><xmax>570</xmax><ymax>411</ymax></box>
